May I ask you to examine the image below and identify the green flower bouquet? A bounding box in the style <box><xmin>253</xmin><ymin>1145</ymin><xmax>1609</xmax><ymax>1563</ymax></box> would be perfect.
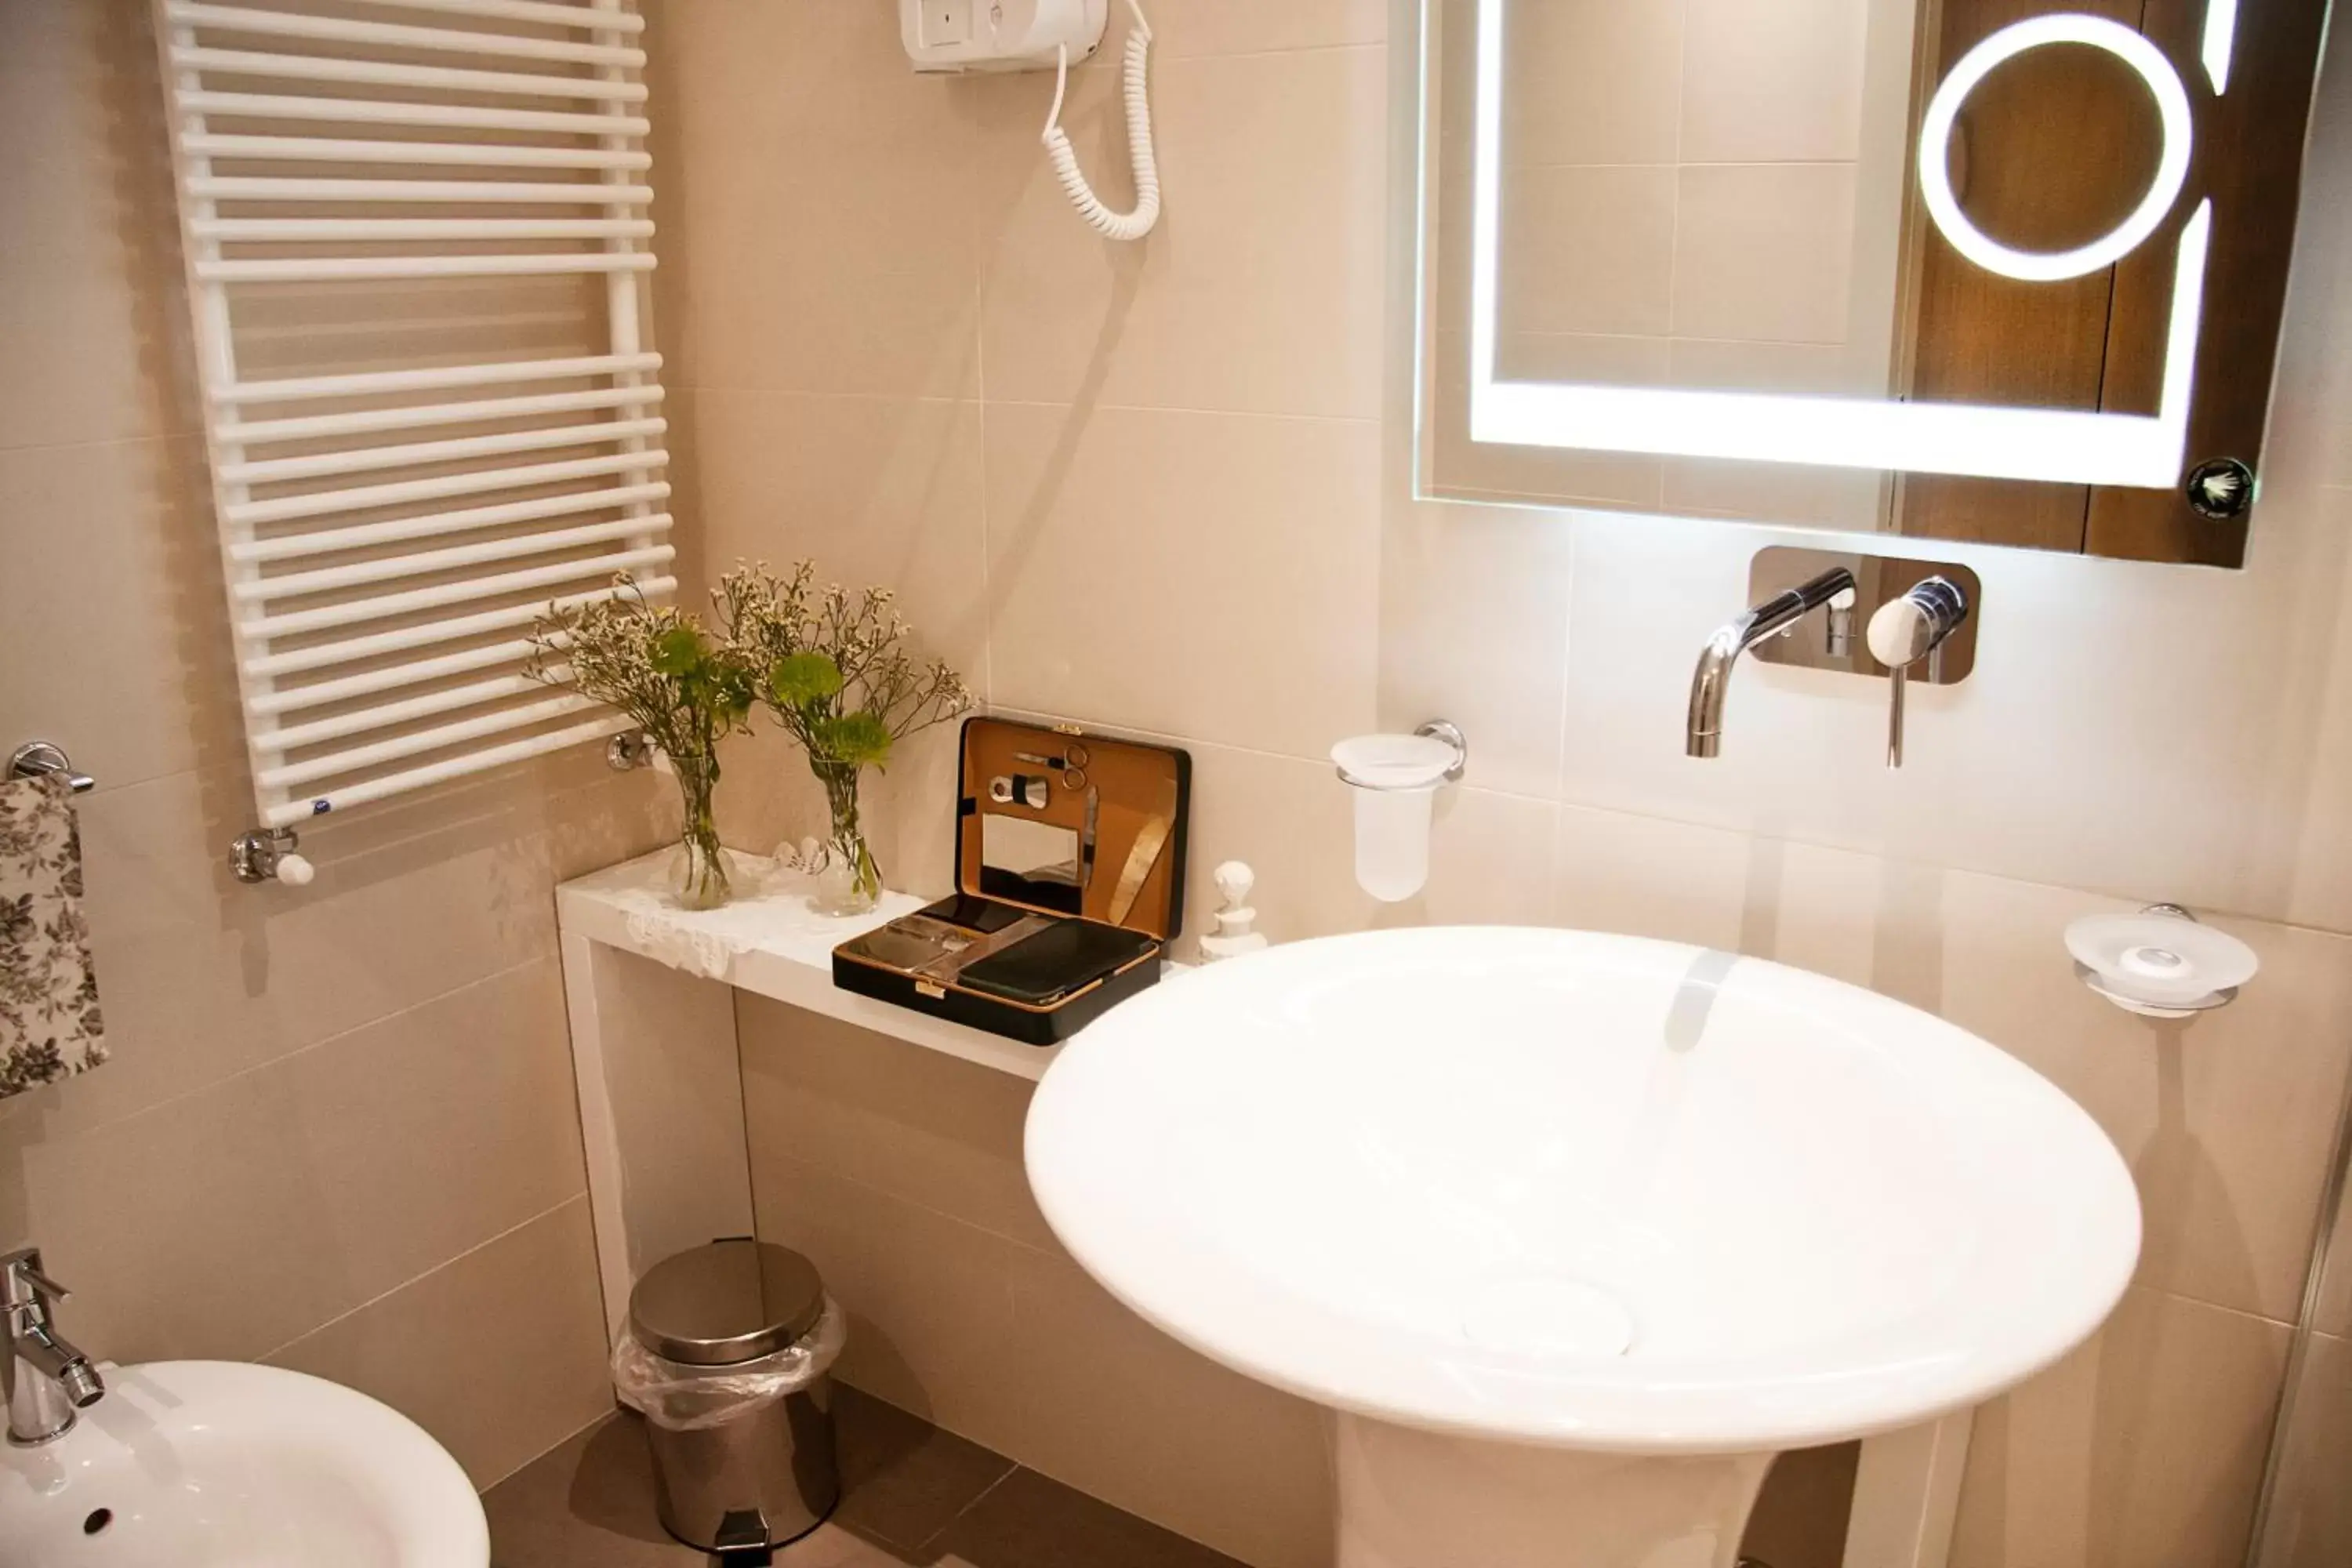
<box><xmin>528</xmin><ymin>576</ymin><xmax>756</xmax><ymax>909</ymax></box>
<box><xmin>717</xmin><ymin>562</ymin><xmax>975</xmax><ymax>916</ymax></box>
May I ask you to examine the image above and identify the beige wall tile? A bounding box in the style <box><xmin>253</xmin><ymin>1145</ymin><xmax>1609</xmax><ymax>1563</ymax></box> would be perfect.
<box><xmin>686</xmin><ymin>387</ymin><xmax>989</xmax><ymax>880</ymax></box>
<box><xmin>1504</xmin><ymin>0</ymin><xmax>1685</xmax><ymax>166</ymax></box>
<box><xmin>1659</xmin><ymin>456</ymin><xmax>1890</xmax><ymax>532</ymax></box>
<box><xmin>1007</xmin><ymin>1246</ymin><xmax>1336</xmax><ymax>1568</ymax></box>
<box><xmin>1664</xmin><ymin>336</ymin><xmax>1868</xmax><ymax>395</ymax></box>
<box><xmin>1679</xmin><ymin>0</ymin><xmax>1871</xmax><ymax>163</ymax></box>
<box><xmin>1553</xmin><ymin>804</ymin><xmax>1752</xmax><ymax>950</ymax></box>
<box><xmin>1951</xmin><ymin>1288</ymin><xmax>2290</xmax><ymax>1568</ymax></box>
<box><xmin>1137</xmin><ymin>0</ymin><xmax>1387</xmax><ymax>58</ymax></box>
<box><xmin>2314</xmin><ymin>1167</ymin><xmax>2352</xmax><ymax>1339</ymax></box>
<box><xmin>2254</xmin><ymin>1330</ymin><xmax>2352</xmax><ymax>1568</ymax></box>
<box><xmin>32</xmin><ymin>768</ymin><xmax>644</xmax><ymax>1139</ymax></box>
<box><xmin>657</xmin><ymin>0</ymin><xmax>1014</xmax><ymax>397</ymax></box>
<box><xmin>227</xmin><ymin>276</ymin><xmax>606</xmax><ymax>383</ymax></box>
<box><xmin>0</xmin><ymin>0</ymin><xmax>199</xmax><ymax>451</ymax></box>
<box><xmin>1426</xmin><ymin>358</ymin><xmax>1668</xmax><ymax>510</ymax></box>
<box><xmin>978</xmin><ymin>43</ymin><xmax>1388</xmax><ymax>419</ymax></box>
<box><xmin>1414</xmin><ymin>786</ymin><xmax>1560</xmax><ymax>927</ymax></box>
<box><xmin>0</xmin><ymin>436</ymin><xmax>235</xmax><ymax>793</ymax></box>
<box><xmin>1493</xmin><ymin>331</ymin><xmax>1676</xmax><ymax>388</ymax></box>
<box><xmin>982</xmin><ymin>403</ymin><xmax>1380</xmax><ymax>760</ymax></box>
<box><xmin>267</xmin><ymin>1199</ymin><xmax>614</xmax><ymax>1491</ymax></box>
<box><xmin>1378</xmin><ymin>500</ymin><xmax>1575</xmax><ymax>799</ymax></box>
<box><xmin>1933</xmin><ymin>882</ymin><xmax>2352</xmax><ymax>1326</ymax></box>
<box><xmin>5</xmin><ymin>959</ymin><xmax>589</xmax><ymax>1367</ymax></box>
<box><xmin>1165</xmin><ymin>736</ymin><xmax>1374</xmax><ymax>950</ymax></box>
<box><xmin>738</xmin><ymin>996</ymin><xmax>1053</xmax><ymax>1250</ymax></box>
<box><xmin>749</xmin><ymin>1149</ymin><xmax>1027</xmax><ymax>1455</ymax></box>
<box><xmin>2264</xmin><ymin>488</ymin><xmax>2352</xmax><ymax>932</ymax></box>
<box><xmin>691</xmin><ymin>391</ymin><xmax>992</xmax><ymax>681</ymax></box>
<box><xmin>1671</xmin><ymin>164</ymin><xmax>1858</xmax><ymax>344</ymax></box>
<box><xmin>1497</xmin><ymin>165</ymin><xmax>1679</xmax><ymax>339</ymax></box>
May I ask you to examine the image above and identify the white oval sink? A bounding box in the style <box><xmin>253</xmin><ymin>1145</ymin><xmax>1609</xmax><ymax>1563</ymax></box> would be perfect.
<box><xmin>1027</xmin><ymin>929</ymin><xmax>2141</xmax><ymax>1566</ymax></box>
<box><xmin>0</xmin><ymin>1361</ymin><xmax>488</xmax><ymax>1568</ymax></box>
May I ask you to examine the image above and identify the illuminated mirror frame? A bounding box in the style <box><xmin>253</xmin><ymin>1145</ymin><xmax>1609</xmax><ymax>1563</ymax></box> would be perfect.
<box><xmin>1463</xmin><ymin>0</ymin><xmax>2232</xmax><ymax>488</ymax></box>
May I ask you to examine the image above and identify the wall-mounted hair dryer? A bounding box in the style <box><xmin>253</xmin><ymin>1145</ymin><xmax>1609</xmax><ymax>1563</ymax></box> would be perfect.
<box><xmin>900</xmin><ymin>0</ymin><xmax>1163</xmax><ymax>242</ymax></box>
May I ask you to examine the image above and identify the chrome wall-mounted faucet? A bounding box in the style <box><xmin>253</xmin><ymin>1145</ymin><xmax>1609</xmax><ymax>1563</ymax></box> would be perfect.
<box><xmin>1686</xmin><ymin>567</ymin><xmax>1857</xmax><ymax>758</ymax></box>
<box><xmin>1686</xmin><ymin>548</ymin><xmax>1982</xmax><ymax>765</ymax></box>
<box><xmin>3</xmin><ymin>1247</ymin><xmax>103</xmax><ymax>1445</ymax></box>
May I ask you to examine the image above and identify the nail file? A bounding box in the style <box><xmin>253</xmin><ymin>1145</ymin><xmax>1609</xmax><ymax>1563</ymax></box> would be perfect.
<box><xmin>1080</xmin><ymin>786</ymin><xmax>1100</xmax><ymax>892</ymax></box>
<box><xmin>1107</xmin><ymin>780</ymin><xmax>1179</xmax><ymax>924</ymax></box>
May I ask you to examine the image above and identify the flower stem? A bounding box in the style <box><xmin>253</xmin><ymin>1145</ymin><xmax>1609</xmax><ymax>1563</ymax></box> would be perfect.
<box><xmin>815</xmin><ymin>760</ymin><xmax>881</xmax><ymax>909</ymax></box>
<box><xmin>673</xmin><ymin>755</ymin><xmax>729</xmax><ymax>909</ymax></box>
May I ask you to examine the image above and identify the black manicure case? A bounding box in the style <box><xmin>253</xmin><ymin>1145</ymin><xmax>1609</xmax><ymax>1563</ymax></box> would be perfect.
<box><xmin>831</xmin><ymin>717</ymin><xmax>1191</xmax><ymax>1047</ymax></box>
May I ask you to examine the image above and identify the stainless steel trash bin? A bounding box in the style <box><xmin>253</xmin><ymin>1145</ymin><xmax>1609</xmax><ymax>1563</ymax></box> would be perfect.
<box><xmin>626</xmin><ymin>1240</ymin><xmax>841</xmax><ymax>1554</ymax></box>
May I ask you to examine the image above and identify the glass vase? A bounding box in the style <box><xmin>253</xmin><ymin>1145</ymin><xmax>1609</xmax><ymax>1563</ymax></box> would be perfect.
<box><xmin>667</xmin><ymin>755</ymin><xmax>731</xmax><ymax>911</ymax></box>
<box><xmin>808</xmin><ymin>758</ymin><xmax>881</xmax><ymax>917</ymax></box>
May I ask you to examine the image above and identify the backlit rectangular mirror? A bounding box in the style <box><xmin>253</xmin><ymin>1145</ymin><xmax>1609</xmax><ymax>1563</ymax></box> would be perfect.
<box><xmin>1413</xmin><ymin>0</ymin><xmax>2332</xmax><ymax>564</ymax></box>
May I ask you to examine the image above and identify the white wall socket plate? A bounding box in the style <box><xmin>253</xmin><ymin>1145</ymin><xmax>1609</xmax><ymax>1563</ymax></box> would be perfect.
<box><xmin>900</xmin><ymin>0</ymin><xmax>1107</xmax><ymax>72</ymax></box>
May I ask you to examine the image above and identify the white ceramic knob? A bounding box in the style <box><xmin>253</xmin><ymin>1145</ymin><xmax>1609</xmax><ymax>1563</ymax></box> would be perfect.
<box><xmin>274</xmin><ymin>852</ymin><xmax>316</xmax><ymax>887</ymax></box>
<box><xmin>1867</xmin><ymin>596</ymin><xmax>1933</xmax><ymax>668</ymax></box>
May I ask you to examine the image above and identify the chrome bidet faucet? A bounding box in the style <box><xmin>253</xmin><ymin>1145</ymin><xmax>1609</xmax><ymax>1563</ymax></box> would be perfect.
<box><xmin>1685</xmin><ymin>566</ymin><xmax>1857</xmax><ymax>758</ymax></box>
<box><xmin>3</xmin><ymin>1247</ymin><xmax>103</xmax><ymax>1444</ymax></box>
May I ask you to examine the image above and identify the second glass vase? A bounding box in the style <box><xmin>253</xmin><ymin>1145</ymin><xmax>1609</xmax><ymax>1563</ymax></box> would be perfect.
<box><xmin>808</xmin><ymin>759</ymin><xmax>882</xmax><ymax>917</ymax></box>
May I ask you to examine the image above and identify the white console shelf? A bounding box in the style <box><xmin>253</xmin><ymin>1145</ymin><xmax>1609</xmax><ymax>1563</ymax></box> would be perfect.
<box><xmin>554</xmin><ymin>848</ymin><xmax>1071</xmax><ymax>1337</ymax></box>
<box><xmin>558</xmin><ymin>848</ymin><xmax>1066</xmax><ymax>1082</ymax></box>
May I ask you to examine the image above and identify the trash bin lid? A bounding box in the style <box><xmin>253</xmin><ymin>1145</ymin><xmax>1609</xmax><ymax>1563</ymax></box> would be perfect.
<box><xmin>629</xmin><ymin>1239</ymin><xmax>825</xmax><ymax>1367</ymax></box>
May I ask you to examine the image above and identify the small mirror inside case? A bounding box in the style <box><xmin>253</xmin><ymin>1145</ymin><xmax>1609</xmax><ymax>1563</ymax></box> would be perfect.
<box><xmin>979</xmin><ymin>814</ymin><xmax>1083</xmax><ymax>914</ymax></box>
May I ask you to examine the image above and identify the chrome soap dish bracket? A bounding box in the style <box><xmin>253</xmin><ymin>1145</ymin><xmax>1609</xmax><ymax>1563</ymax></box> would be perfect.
<box><xmin>2067</xmin><ymin>903</ymin><xmax>2258</xmax><ymax>1018</ymax></box>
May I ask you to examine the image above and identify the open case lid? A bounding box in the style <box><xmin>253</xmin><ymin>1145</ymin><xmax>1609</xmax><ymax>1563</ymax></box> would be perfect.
<box><xmin>956</xmin><ymin>717</ymin><xmax>1190</xmax><ymax>943</ymax></box>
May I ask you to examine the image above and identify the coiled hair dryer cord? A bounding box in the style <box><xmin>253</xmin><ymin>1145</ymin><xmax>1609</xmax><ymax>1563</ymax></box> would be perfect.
<box><xmin>1040</xmin><ymin>0</ymin><xmax>1160</xmax><ymax>241</ymax></box>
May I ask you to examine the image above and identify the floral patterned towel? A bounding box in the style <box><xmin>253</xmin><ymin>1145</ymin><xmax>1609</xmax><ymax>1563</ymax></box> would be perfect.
<box><xmin>0</xmin><ymin>774</ymin><xmax>105</xmax><ymax>1099</ymax></box>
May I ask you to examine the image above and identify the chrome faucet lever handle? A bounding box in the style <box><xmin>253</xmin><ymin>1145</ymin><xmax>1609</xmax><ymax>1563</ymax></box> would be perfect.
<box><xmin>11</xmin><ymin>1266</ymin><xmax>68</xmax><ymax>1306</ymax></box>
<box><xmin>1866</xmin><ymin>576</ymin><xmax>1970</xmax><ymax>770</ymax></box>
<box><xmin>1886</xmin><ymin>664</ymin><xmax>1907</xmax><ymax>768</ymax></box>
<box><xmin>1</xmin><ymin>1248</ymin><xmax>66</xmax><ymax>1301</ymax></box>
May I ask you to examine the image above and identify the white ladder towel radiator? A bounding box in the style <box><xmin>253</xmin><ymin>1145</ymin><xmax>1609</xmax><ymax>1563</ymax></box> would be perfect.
<box><xmin>151</xmin><ymin>0</ymin><xmax>670</xmax><ymax>877</ymax></box>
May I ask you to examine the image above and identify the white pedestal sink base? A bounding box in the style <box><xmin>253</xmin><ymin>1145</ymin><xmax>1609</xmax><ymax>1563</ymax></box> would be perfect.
<box><xmin>1336</xmin><ymin>1416</ymin><xmax>1771</xmax><ymax>1568</ymax></box>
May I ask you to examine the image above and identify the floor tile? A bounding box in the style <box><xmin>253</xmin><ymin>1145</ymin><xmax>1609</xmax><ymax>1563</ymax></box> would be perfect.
<box><xmin>927</xmin><ymin>1466</ymin><xmax>1250</xmax><ymax>1568</ymax></box>
<box><xmin>486</xmin><ymin>1388</ymin><xmax>1123</xmax><ymax>1568</ymax></box>
<box><xmin>831</xmin><ymin>1387</ymin><xmax>1017</xmax><ymax>1552</ymax></box>
<box><xmin>485</xmin><ymin>1413</ymin><xmax>701</xmax><ymax>1568</ymax></box>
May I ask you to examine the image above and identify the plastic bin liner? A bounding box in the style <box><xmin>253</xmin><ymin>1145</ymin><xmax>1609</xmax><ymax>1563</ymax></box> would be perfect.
<box><xmin>612</xmin><ymin>1293</ymin><xmax>847</xmax><ymax>1432</ymax></box>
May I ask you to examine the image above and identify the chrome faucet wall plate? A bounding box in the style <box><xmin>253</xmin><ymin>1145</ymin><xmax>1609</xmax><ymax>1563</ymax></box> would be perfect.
<box><xmin>1744</xmin><ymin>547</ymin><xmax>1982</xmax><ymax>684</ymax></box>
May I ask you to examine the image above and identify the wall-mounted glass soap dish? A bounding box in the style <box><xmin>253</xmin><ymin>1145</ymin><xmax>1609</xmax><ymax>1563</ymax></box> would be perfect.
<box><xmin>2067</xmin><ymin>904</ymin><xmax>2259</xmax><ymax>1018</ymax></box>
